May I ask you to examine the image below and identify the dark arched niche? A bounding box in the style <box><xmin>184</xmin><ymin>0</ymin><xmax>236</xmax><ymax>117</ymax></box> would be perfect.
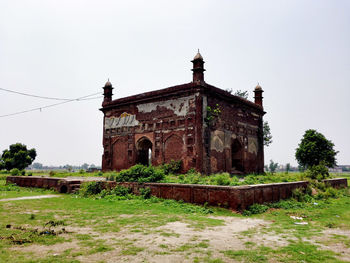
<box><xmin>136</xmin><ymin>137</ymin><xmax>152</xmax><ymax>166</ymax></box>
<box><xmin>231</xmin><ymin>138</ymin><xmax>244</xmax><ymax>173</ymax></box>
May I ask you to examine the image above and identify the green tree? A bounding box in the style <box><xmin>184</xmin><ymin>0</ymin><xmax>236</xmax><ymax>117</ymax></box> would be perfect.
<box><xmin>286</xmin><ymin>163</ymin><xmax>291</xmax><ymax>173</ymax></box>
<box><xmin>269</xmin><ymin>160</ymin><xmax>278</xmax><ymax>173</ymax></box>
<box><xmin>0</xmin><ymin>143</ymin><xmax>36</xmax><ymax>170</ymax></box>
<box><xmin>263</xmin><ymin>121</ymin><xmax>273</xmax><ymax>147</ymax></box>
<box><xmin>233</xmin><ymin>90</ymin><xmax>249</xmax><ymax>99</ymax></box>
<box><xmin>295</xmin><ymin>129</ymin><xmax>338</xmax><ymax>168</ymax></box>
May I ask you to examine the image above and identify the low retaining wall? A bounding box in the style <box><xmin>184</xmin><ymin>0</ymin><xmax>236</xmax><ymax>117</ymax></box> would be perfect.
<box><xmin>6</xmin><ymin>176</ymin><xmax>348</xmax><ymax>210</ymax></box>
<box><xmin>116</xmin><ymin>178</ymin><xmax>347</xmax><ymax>210</ymax></box>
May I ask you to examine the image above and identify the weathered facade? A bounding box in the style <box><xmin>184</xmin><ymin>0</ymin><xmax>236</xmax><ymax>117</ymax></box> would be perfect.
<box><xmin>100</xmin><ymin>52</ymin><xmax>265</xmax><ymax>174</ymax></box>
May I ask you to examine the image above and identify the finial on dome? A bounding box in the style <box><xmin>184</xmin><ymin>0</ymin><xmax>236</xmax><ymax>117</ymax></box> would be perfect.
<box><xmin>255</xmin><ymin>82</ymin><xmax>262</xmax><ymax>90</ymax></box>
<box><xmin>193</xmin><ymin>49</ymin><xmax>203</xmax><ymax>60</ymax></box>
<box><xmin>105</xmin><ymin>79</ymin><xmax>112</xmax><ymax>87</ymax></box>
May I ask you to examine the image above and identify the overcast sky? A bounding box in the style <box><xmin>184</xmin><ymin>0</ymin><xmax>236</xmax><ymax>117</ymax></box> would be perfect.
<box><xmin>0</xmin><ymin>0</ymin><xmax>349</xmax><ymax>167</ymax></box>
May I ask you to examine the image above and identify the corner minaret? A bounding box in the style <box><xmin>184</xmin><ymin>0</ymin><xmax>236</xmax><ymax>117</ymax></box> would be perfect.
<box><xmin>254</xmin><ymin>83</ymin><xmax>264</xmax><ymax>108</ymax></box>
<box><xmin>191</xmin><ymin>50</ymin><xmax>205</xmax><ymax>84</ymax></box>
<box><xmin>102</xmin><ymin>79</ymin><xmax>113</xmax><ymax>106</ymax></box>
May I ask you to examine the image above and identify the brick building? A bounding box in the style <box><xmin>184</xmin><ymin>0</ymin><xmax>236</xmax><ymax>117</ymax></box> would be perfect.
<box><xmin>100</xmin><ymin>52</ymin><xmax>265</xmax><ymax>174</ymax></box>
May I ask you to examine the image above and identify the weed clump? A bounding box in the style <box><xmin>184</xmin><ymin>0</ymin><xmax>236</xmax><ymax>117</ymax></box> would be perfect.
<box><xmin>99</xmin><ymin>186</ymin><xmax>133</xmax><ymax>200</ymax></box>
<box><xmin>79</xmin><ymin>181</ymin><xmax>104</xmax><ymax>197</ymax></box>
<box><xmin>243</xmin><ymin>204</ymin><xmax>269</xmax><ymax>216</ymax></box>
<box><xmin>10</xmin><ymin>168</ymin><xmax>20</xmax><ymax>176</ymax></box>
<box><xmin>305</xmin><ymin>163</ymin><xmax>330</xmax><ymax>180</ymax></box>
<box><xmin>210</xmin><ymin>173</ymin><xmax>231</xmax><ymax>186</ymax></box>
<box><xmin>162</xmin><ymin>160</ymin><xmax>182</xmax><ymax>174</ymax></box>
<box><xmin>115</xmin><ymin>165</ymin><xmax>165</xmax><ymax>183</ymax></box>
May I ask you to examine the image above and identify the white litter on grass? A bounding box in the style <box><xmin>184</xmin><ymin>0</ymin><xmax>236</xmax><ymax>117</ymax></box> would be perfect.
<box><xmin>290</xmin><ymin>216</ymin><xmax>303</xmax><ymax>220</ymax></box>
<box><xmin>294</xmin><ymin>222</ymin><xmax>308</xmax><ymax>225</ymax></box>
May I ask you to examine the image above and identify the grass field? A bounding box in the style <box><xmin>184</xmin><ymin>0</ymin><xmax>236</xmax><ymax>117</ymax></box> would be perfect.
<box><xmin>1</xmin><ymin>175</ymin><xmax>350</xmax><ymax>262</ymax></box>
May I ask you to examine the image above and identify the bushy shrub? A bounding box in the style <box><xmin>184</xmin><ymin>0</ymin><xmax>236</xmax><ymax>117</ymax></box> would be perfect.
<box><xmin>21</xmin><ymin>170</ymin><xmax>25</xmax><ymax>176</ymax></box>
<box><xmin>10</xmin><ymin>168</ymin><xmax>20</xmax><ymax>176</ymax></box>
<box><xmin>105</xmin><ymin>172</ymin><xmax>117</xmax><ymax>181</ymax></box>
<box><xmin>100</xmin><ymin>185</ymin><xmax>132</xmax><ymax>198</ymax></box>
<box><xmin>292</xmin><ymin>188</ymin><xmax>307</xmax><ymax>202</ymax></box>
<box><xmin>79</xmin><ymin>169</ymin><xmax>85</xmax><ymax>174</ymax></box>
<box><xmin>210</xmin><ymin>173</ymin><xmax>231</xmax><ymax>186</ymax></box>
<box><xmin>230</xmin><ymin>176</ymin><xmax>240</xmax><ymax>186</ymax></box>
<box><xmin>187</xmin><ymin>168</ymin><xmax>197</xmax><ymax>174</ymax></box>
<box><xmin>115</xmin><ymin>165</ymin><xmax>165</xmax><ymax>183</ymax></box>
<box><xmin>176</xmin><ymin>171</ymin><xmax>207</xmax><ymax>185</ymax></box>
<box><xmin>49</xmin><ymin>171</ymin><xmax>56</xmax><ymax>177</ymax></box>
<box><xmin>79</xmin><ymin>181</ymin><xmax>104</xmax><ymax>197</ymax></box>
<box><xmin>140</xmin><ymin>187</ymin><xmax>151</xmax><ymax>199</ymax></box>
<box><xmin>305</xmin><ymin>163</ymin><xmax>329</xmax><ymax>180</ymax></box>
<box><xmin>27</xmin><ymin>172</ymin><xmax>33</xmax><ymax>176</ymax></box>
<box><xmin>162</xmin><ymin>160</ymin><xmax>182</xmax><ymax>174</ymax></box>
<box><xmin>269</xmin><ymin>199</ymin><xmax>307</xmax><ymax>209</ymax></box>
<box><xmin>243</xmin><ymin>203</ymin><xmax>269</xmax><ymax>216</ymax></box>
<box><xmin>324</xmin><ymin>187</ymin><xmax>338</xmax><ymax>199</ymax></box>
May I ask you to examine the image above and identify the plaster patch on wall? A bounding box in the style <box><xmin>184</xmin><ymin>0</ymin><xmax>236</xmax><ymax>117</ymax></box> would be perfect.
<box><xmin>224</xmin><ymin>130</ymin><xmax>232</xmax><ymax>148</ymax></box>
<box><xmin>137</xmin><ymin>94</ymin><xmax>197</xmax><ymax>116</ymax></box>
<box><xmin>105</xmin><ymin>113</ymin><xmax>139</xmax><ymax>129</ymax></box>
<box><xmin>211</xmin><ymin>131</ymin><xmax>224</xmax><ymax>152</ymax></box>
<box><xmin>248</xmin><ymin>124</ymin><xmax>259</xmax><ymax>130</ymax></box>
<box><xmin>248</xmin><ymin>137</ymin><xmax>258</xmax><ymax>155</ymax></box>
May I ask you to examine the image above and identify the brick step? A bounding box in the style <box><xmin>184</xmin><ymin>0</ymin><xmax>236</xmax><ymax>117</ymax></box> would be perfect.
<box><xmin>69</xmin><ymin>184</ymin><xmax>81</xmax><ymax>189</ymax></box>
<box><xmin>66</xmin><ymin>180</ymin><xmax>82</xmax><ymax>184</ymax></box>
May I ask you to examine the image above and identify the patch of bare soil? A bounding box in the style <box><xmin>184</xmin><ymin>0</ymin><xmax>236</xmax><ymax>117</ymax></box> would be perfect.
<box><xmin>76</xmin><ymin>216</ymin><xmax>271</xmax><ymax>263</ymax></box>
<box><xmin>11</xmin><ymin>216</ymin><xmax>294</xmax><ymax>262</ymax></box>
<box><xmin>0</xmin><ymin>195</ymin><xmax>60</xmax><ymax>202</ymax></box>
<box><xmin>11</xmin><ymin>241</ymin><xmax>80</xmax><ymax>257</ymax></box>
<box><xmin>308</xmin><ymin>228</ymin><xmax>350</xmax><ymax>262</ymax></box>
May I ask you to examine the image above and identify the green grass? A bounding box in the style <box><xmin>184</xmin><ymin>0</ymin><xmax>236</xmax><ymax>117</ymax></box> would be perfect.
<box><xmin>0</xmin><ymin>176</ymin><xmax>236</xmax><ymax>262</ymax></box>
<box><xmin>223</xmin><ymin>242</ymin><xmax>345</xmax><ymax>263</ymax></box>
<box><xmin>0</xmin><ymin>179</ymin><xmax>55</xmax><ymax>199</ymax></box>
<box><xmin>0</xmin><ymin>175</ymin><xmax>349</xmax><ymax>262</ymax></box>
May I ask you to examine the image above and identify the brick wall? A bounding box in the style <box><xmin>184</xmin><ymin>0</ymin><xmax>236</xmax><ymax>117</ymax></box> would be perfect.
<box><xmin>7</xmin><ymin>176</ymin><xmax>347</xmax><ymax>210</ymax></box>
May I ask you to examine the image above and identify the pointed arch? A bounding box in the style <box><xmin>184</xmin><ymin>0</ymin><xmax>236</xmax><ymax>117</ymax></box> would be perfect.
<box><xmin>231</xmin><ymin>138</ymin><xmax>244</xmax><ymax>172</ymax></box>
<box><xmin>164</xmin><ymin>134</ymin><xmax>184</xmax><ymax>163</ymax></box>
<box><xmin>136</xmin><ymin>137</ymin><xmax>153</xmax><ymax>166</ymax></box>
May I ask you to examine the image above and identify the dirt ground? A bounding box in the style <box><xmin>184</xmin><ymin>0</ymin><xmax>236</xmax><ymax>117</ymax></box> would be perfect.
<box><xmin>10</xmin><ymin>215</ymin><xmax>291</xmax><ymax>263</ymax></box>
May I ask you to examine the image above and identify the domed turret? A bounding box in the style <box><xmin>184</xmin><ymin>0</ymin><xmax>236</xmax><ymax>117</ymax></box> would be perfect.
<box><xmin>102</xmin><ymin>79</ymin><xmax>113</xmax><ymax>105</ymax></box>
<box><xmin>254</xmin><ymin>83</ymin><xmax>264</xmax><ymax>107</ymax></box>
<box><xmin>104</xmin><ymin>79</ymin><xmax>112</xmax><ymax>87</ymax></box>
<box><xmin>255</xmin><ymin>83</ymin><xmax>262</xmax><ymax>91</ymax></box>
<box><xmin>191</xmin><ymin>49</ymin><xmax>205</xmax><ymax>84</ymax></box>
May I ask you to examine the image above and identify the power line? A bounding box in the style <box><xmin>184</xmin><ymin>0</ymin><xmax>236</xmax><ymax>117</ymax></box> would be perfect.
<box><xmin>0</xmin><ymin>92</ymin><xmax>102</xmax><ymax>118</ymax></box>
<box><xmin>78</xmin><ymin>96</ymin><xmax>103</xmax><ymax>101</ymax></box>
<box><xmin>0</xmin><ymin>87</ymin><xmax>73</xmax><ymax>101</ymax></box>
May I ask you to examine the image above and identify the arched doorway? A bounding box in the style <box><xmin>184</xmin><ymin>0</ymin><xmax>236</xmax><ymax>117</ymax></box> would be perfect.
<box><xmin>136</xmin><ymin>137</ymin><xmax>152</xmax><ymax>166</ymax></box>
<box><xmin>59</xmin><ymin>185</ymin><xmax>68</xmax><ymax>193</ymax></box>
<box><xmin>231</xmin><ymin>139</ymin><xmax>244</xmax><ymax>173</ymax></box>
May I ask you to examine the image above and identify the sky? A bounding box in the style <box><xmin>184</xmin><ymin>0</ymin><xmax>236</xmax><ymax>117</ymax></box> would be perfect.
<box><xmin>0</xmin><ymin>0</ymin><xmax>349</xmax><ymax>167</ymax></box>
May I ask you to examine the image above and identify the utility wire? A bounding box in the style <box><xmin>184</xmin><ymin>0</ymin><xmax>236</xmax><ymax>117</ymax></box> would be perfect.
<box><xmin>0</xmin><ymin>92</ymin><xmax>102</xmax><ymax>118</ymax></box>
<box><xmin>0</xmin><ymin>87</ymin><xmax>73</xmax><ymax>101</ymax></box>
<box><xmin>78</xmin><ymin>96</ymin><xmax>103</xmax><ymax>101</ymax></box>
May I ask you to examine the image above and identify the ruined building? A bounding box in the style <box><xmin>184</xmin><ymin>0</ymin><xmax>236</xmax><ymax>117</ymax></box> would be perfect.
<box><xmin>100</xmin><ymin>52</ymin><xmax>265</xmax><ymax>174</ymax></box>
